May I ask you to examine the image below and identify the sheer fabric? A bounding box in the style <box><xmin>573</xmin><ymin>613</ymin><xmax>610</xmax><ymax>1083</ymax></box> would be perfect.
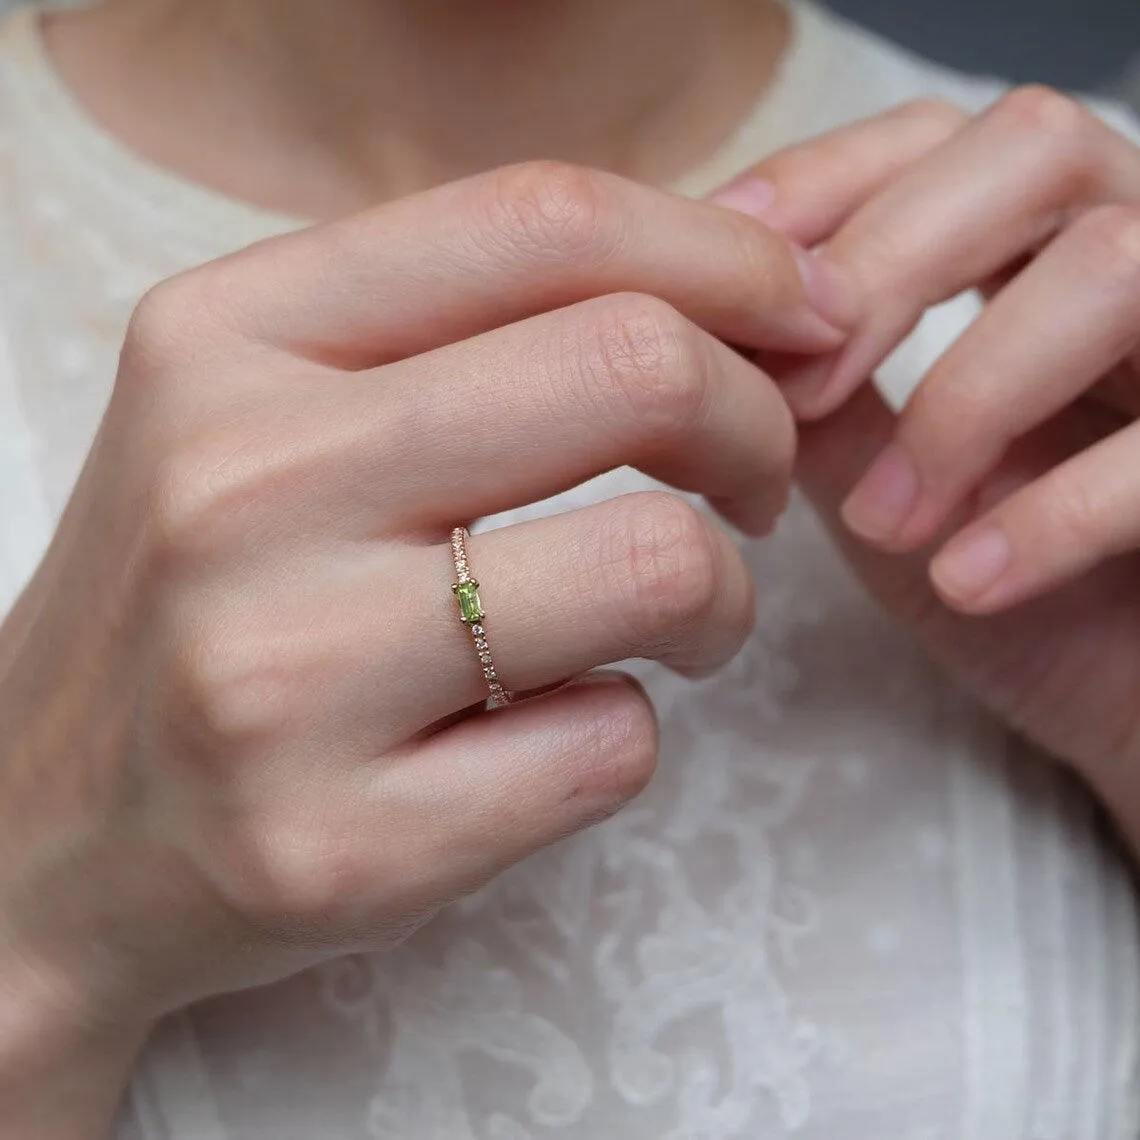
<box><xmin>0</xmin><ymin>4</ymin><xmax>1138</xmax><ymax>1137</ymax></box>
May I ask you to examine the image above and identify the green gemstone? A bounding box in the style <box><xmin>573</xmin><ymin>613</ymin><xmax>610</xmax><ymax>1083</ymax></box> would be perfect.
<box><xmin>453</xmin><ymin>580</ymin><xmax>484</xmax><ymax>623</ymax></box>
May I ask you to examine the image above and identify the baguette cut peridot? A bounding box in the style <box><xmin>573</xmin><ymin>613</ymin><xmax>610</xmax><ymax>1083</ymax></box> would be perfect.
<box><xmin>453</xmin><ymin>580</ymin><xmax>484</xmax><ymax>623</ymax></box>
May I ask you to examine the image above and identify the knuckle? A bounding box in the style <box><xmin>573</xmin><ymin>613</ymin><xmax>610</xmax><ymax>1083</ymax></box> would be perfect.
<box><xmin>737</xmin><ymin>234</ymin><xmax>802</xmax><ymax>317</ymax></box>
<box><xmin>146</xmin><ymin>435</ymin><xmax>279</xmax><ymax>569</ymax></box>
<box><xmin>224</xmin><ymin>810</ymin><xmax>367</xmax><ymax>931</ymax></box>
<box><xmin>895</xmin><ymin>97</ymin><xmax>969</xmax><ymax>136</ymax></box>
<box><xmin>601</xmin><ymin>492</ymin><xmax>723</xmax><ymax>652</ymax></box>
<box><xmin>123</xmin><ymin>266</ymin><xmax>242</xmax><ymax>381</ymax></box>
<box><xmin>125</xmin><ymin>275</ymin><xmax>202</xmax><ymax>363</ymax></box>
<box><xmin>581</xmin><ymin>294</ymin><xmax>708</xmax><ymax>440</ymax></box>
<box><xmin>1040</xmin><ymin>475</ymin><xmax>1104</xmax><ymax>550</ymax></box>
<box><xmin>904</xmin><ymin>375</ymin><xmax>991</xmax><ymax>451</ymax></box>
<box><xmin>479</xmin><ymin>160</ymin><xmax>622</xmax><ymax>267</ymax></box>
<box><xmin>997</xmin><ymin>85</ymin><xmax>1089</xmax><ymax>138</ymax></box>
<box><xmin>148</xmin><ymin>447</ymin><xmax>222</xmax><ymax>563</ymax></box>
<box><xmin>168</xmin><ymin>620</ymin><xmax>301</xmax><ymax>750</ymax></box>
<box><xmin>994</xmin><ymin>86</ymin><xmax>1097</xmax><ymax>190</ymax></box>
<box><xmin>147</xmin><ymin>446</ymin><xmax>240</xmax><ymax>566</ymax></box>
<box><xmin>839</xmin><ymin>228</ymin><xmax>911</xmax><ymax>296</ymax></box>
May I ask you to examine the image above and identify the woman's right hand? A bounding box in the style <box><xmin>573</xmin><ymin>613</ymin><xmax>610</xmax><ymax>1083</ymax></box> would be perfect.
<box><xmin>0</xmin><ymin>162</ymin><xmax>851</xmax><ymax>1135</ymax></box>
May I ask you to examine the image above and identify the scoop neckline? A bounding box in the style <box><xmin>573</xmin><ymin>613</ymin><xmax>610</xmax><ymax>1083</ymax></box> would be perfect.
<box><xmin>1</xmin><ymin>0</ymin><xmax>830</xmax><ymax>245</ymax></box>
<box><xmin>3</xmin><ymin>2</ymin><xmax>308</xmax><ymax>248</ymax></box>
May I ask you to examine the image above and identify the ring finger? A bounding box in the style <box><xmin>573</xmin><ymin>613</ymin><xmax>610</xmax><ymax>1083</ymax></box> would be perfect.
<box><xmin>382</xmin><ymin>491</ymin><xmax>755</xmax><ymax>739</ymax></box>
<box><xmin>372</xmin><ymin>293</ymin><xmax>796</xmax><ymax>539</ymax></box>
<box><xmin>256</xmin><ymin>294</ymin><xmax>796</xmax><ymax>545</ymax></box>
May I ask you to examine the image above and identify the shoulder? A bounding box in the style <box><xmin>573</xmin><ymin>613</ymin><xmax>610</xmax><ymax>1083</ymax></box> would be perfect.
<box><xmin>793</xmin><ymin>0</ymin><xmax>1139</xmax><ymax>137</ymax></box>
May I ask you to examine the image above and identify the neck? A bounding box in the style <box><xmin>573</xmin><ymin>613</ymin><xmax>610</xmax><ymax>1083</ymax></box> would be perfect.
<box><xmin>44</xmin><ymin>0</ymin><xmax>789</xmax><ymax>218</ymax></box>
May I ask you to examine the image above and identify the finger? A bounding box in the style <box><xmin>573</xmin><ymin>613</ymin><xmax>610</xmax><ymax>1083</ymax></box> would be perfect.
<box><xmin>365</xmin><ymin>294</ymin><xmax>795</xmax><ymax>538</ymax></box>
<box><xmin>930</xmin><ymin>416</ymin><xmax>1140</xmax><ymax>613</ymax></box>
<box><xmin>710</xmin><ymin>98</ymin><xmax>968</xmax><ymax>246</ymax></box>
<box><xmin>794</xmin><ymin>378</ymin><xmax>1079</xmax><ymax>626</ymax></box>
<box><xmin>382</xmin><ymin>671</ymin><xmax>657</xmax><ymax>910</ymax></box>
<box><xmin>386</xmin><ymin>493</ymin><xmax>756</xmax><ymax>737</ymax></box>
<box><xmin>782</xmin><ymin>86</ymin><xmax>1140</xmax><ymax>417</ymax></box>
<box><xmin>176</xmin><ymin>162</ymin><xmax>855</xmax><ymax>366</ymax></box>
<box><xmin>841</xmin><ymin>205</ymin><xmax>1140</xmax><ymax>550</ymax></box>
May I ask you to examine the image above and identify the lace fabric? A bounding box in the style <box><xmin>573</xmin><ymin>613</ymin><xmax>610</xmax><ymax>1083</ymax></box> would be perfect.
<box><xmin>0</xmin><ymin>3</ymin><xmax>1138</xmax><ymax>1136</ymax></box>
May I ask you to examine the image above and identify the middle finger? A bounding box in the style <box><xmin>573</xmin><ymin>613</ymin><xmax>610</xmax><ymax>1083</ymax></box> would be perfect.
<box><xmin>349</xmin><ymin>293</ymin><xmax>797</xmax><ymax>539</ymax></box>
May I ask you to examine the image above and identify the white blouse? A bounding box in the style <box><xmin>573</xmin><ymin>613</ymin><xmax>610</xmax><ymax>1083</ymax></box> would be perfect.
<box><xmin>1</xmin><ymin>3</ymin><xmax>1139</xmax><ymax>1137</ymax></box>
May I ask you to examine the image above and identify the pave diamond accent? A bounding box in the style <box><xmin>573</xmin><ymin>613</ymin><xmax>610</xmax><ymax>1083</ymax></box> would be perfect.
<box><xmin>450</xmin><ymin>526</ymin><xmax>513</xmax><ymax>710</ymax></box>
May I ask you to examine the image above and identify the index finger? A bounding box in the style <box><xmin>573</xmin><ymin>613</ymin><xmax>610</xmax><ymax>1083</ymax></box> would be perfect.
<box><xmin>179</xmin><ymin>161</ymin><xmax>858</xmax><ymax>367</ymax></box>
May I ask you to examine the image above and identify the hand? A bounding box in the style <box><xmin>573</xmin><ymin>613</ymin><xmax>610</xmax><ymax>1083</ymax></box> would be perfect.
<box><xmin>715</xmin><ymin>91</ymin><xmax>1140</xmax><ymax>835</ymax></box>
<box><xmin>0</xmin><ymin>162</ymin><xmax>851</xmax><ymax>1137</ymax></box>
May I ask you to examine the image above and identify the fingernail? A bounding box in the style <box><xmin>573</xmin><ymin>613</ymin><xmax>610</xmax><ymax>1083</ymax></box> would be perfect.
<box><xmin>708</xmin><ymin>176</ymin><xmax>777</xmax><ymax>220</ymax></box>
<box><xmin>791</xmin><ymin>248</ymin><xmax>860</xmax><ymax>331</ymax></box>
<box><xmin>841</xmin><ymin>443</ymin><xmax>920</xmax><ymax>542</ymax></box>
<box><xmin>930</xmin><ymin>526</ymin><xmax>1012</xmax><ymax>604</ymax></box>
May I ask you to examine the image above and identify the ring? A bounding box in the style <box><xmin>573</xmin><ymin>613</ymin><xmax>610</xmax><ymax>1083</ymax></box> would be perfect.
<box><xmin>450</xmin><ymin>526</ymin><xmax>513</xmax><ymax>709</ymax></box>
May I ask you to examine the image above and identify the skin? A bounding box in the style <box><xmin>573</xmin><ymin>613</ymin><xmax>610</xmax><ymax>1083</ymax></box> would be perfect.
<box><xmin>0</xmin><ymin>165</ymin><xmax>845</xmax><ymax>1139</ymax></box>
<box><xmin>42</xmin><ymin>0</ymin><xmax>791</xmax><ymax>215</ymax></box>
<box><xmin>4</xmin><ymin>0</ymin><xmax>1140</xmax><ymax>1134</ymax></box>
<box><xmin>717</xmin><ymin>91</ymin><xmax>1140</xmax><ymax>847</ymax></box>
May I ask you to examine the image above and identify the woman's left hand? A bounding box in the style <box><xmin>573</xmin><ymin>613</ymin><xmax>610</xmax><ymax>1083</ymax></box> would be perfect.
<box><xmin>714</xmin><ymin>89</ymin><xmax>1140</xmax><ymax>836</ymax></box>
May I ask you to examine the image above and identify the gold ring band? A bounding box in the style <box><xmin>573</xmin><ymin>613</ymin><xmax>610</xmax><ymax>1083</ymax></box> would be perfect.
<box><xmin>450</xmin><ymin>526</ymin><xmax>513</xmax><ymax>709</ymax></box>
